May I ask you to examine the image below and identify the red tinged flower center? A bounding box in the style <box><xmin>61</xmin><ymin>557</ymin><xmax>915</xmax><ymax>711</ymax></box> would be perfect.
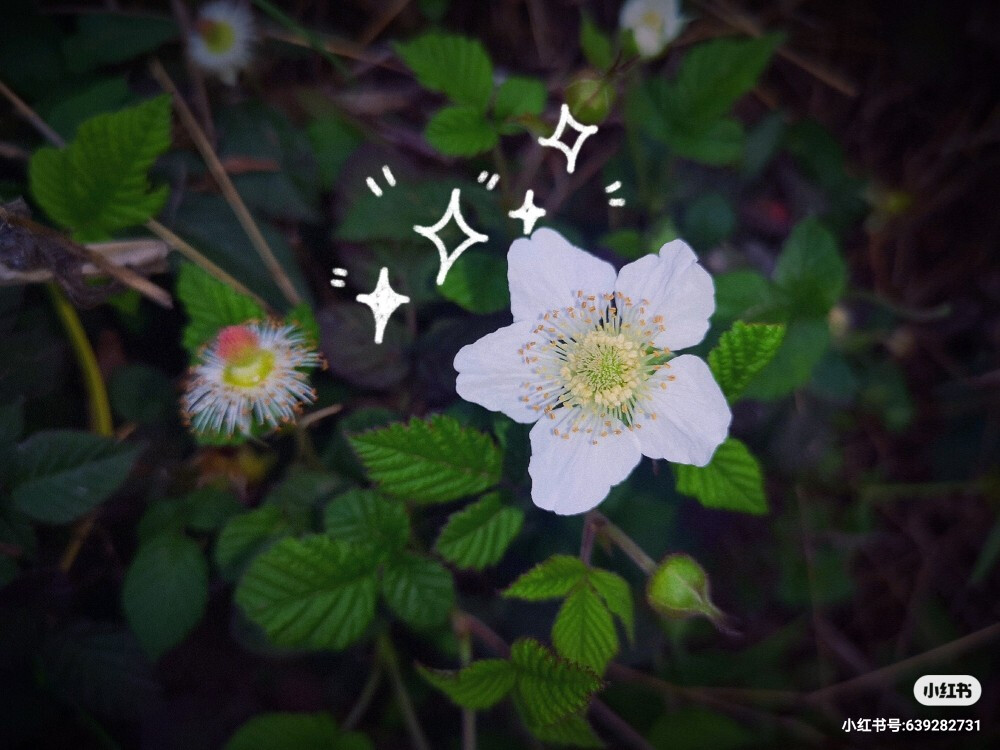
<box><xmin>216</xmin><ymin>326</ymin><xmax>275</xmax><ymax>388</ymax></box>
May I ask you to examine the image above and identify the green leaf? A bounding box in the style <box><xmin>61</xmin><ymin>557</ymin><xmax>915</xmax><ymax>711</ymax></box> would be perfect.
<box><xmin>425</xmin><ymin>104</ymin><xmax>498</xmax><ymax>156</ymax></box>
<box><xmin>580</xmin><ymin>15</ymin><xmax>614</xmax><ymax>70</ymax></box>
<box><xmin>417</xmin><ymin>659</ymin><xmax>517</xmax><ymax>709</ymax></box>
<box><xmin>494</xmin><ymin>76</ymin><xmax>547</xmax><ymax>120</ymax></box>
<box><xmin>674</xmin><ymin>438</ymin><xmax>767</xmax><ymax>515</ymax></box>
<box><xmin>503</xmin><ymin>555</ymin><xmax>588</xmax><ymax>600</ymax></box>
<box><xmin>708</xmin><ymin>321</ymin><xmax>787</xmax><ymax>402</ymax></box>
<box><xmin>176</xmin><ymin>262</ymin><xmax>266</xmax><ymax>353</ymax></box>
<box><xmin>663</xmin><ymin>117</ymin><xmax>745</xmax><ymax>166</ymax></box>
<box><xmin>349</xmin><ymin>414</ymin><xmax>502</xmax><ymax>504</ymax></box>
<box><xmin>672</xmin><ymin>35</ymin><xmax>782</xmax><ymax>126</ymax></box>
<box><xmin>63</xmin><ymin>13</ymin><xmax>177</xmax><ymax>75</ymax></box>
<box><xmin>28</xmin><ymin>95</ymin><xmax>172</xmax><ymax>241</ymax></box>
<box><xmin>773</xmin><ymin>217</ymin><xmax>846</xmax><ymax>316</ymax></box>
<box><xmin>434</xmin><ymin>493</ymin><xmax>523</xmax><ymax>570</ymax></box>
<box><xmin>509</xmin><ymin>638</ymin><xmax>602</xmax><ymax>727</ymax></box>
<box><xmin>306</xmin><ymin>115</ymin><xmax>362</xmax><ymax>191</ymax></box>
<box><xmin>122</xmin><ymin>533</ymin><xmax>208</xmax><ymax>659</ymax></box>
<box><xmin>552</xmin><ymin>585</ymin><xmax>618</xmax><ymax>673</ymax></box>
<box><xmin>526</xmin><ymin>711</ymin><xmax>604</xmax><ymax>747</ymax></box>
<box><xmin>224</xmin><ymin>712</ymin><xmax>373</xmax><ymax>750</ymax></box>
<box><xmin>12</xmin><ymin>431</ymin><xmax>140</xmax><ymax>524</ymax></box>
<box><xmin>215</xmin><ymin>505</ymin><xmax>293</xmax><ymax>580</ymax></box>
<box><xmin>396</xmin><ymin>32</ymin><xmax>494</xmax><ymax>111</ymax></box>
<box><xmin>587</xmin><ymin>568</ymin><xmax>635</xmax><ymax>642</ymax></box>
<box><xmin>235</xmin><ymin>535</ymin><xmax>378</xmax><ymax>650</ymax></box>
<box><xmin>712</xmin><ymin>270</ymin><xmax>785</xmax><ymax>323</ymax></box>
<box><xmin>438</xmin><ymin>250</ymin><xmax>510</xmax><ymax>314</ymax></box>
<box><xmin>743</xmin><ymin>317</ymin><xmax>829</xmax><ymax>399</ymax></box>
<box><xmin>381</xmin><ymin>552</ymin><xmax>455</xmax><ymax>628</ymax></box>
<box><xmin>324</xmin><ymin>489</ymin><xmax>410</xmax><ymax>560</ymax></box>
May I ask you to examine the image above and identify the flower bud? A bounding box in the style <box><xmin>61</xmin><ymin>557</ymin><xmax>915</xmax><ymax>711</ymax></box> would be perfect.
<box><xmin>565</xmin><ymin>70</ymin><xmax>615</xmax><ymax>125</ymax></box>
<box><xmin>646</xmin><ymin>554</ymin><xmax>729</xmax><ymax>630</ymax></box>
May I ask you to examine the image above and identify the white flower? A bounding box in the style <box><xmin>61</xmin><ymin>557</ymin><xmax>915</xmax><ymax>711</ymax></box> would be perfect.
<box><xmin>453</xmin><ymin>229</ymin><xmax>730</xmax><ymax>515</ymax></box>
<box><xmin>189</xmin><ymin>0</ymin><xmax>255</xmax><ymax>85</ymax></box>
<box><xmin>620</xmin><ymin>0</ymin><xmax>687</xmax><ymax>59</ymax></box>
<box><xmin>183</xmin><ymin>322</ymin><xmax>320</xmax><ymax>437</ymax></box>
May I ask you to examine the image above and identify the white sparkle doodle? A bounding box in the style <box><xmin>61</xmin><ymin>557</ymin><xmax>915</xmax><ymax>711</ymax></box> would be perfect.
<box><xmin>537</xmin><ymin>103</ymin><xmax>599</xmax><ymax>174</ymax></box>
<box><xmin>605</xmin><ymin>181</ymin><xmax>626</xmax><ymax>207</ymax></box>
<box><xmin>508</xmin><ymin>190</ymin><xmax>547</xmax><ymax>234</ymax></box>
<box><xmin>330</xmin><ymin>267</ymin><xmax>348</xmax><ymax>288</ymax></box>
<box><xmin>477</xmin><ymin>170</ymin><xmax>500</xmax><ymax>191</ymax></box>
<box><xmin>365</xmin><ymin>165</ymin><xmax>396</xmax><ymax>197</ymax></box>
<box><xmin>413</xmin><ymin>188</ymin><xmax>488</xmax><ymax>285</ymax></box>
<box><xmin>356</xmin><ymin>267</ymin><xmax>410</xmax><ymax>344</ymax></box>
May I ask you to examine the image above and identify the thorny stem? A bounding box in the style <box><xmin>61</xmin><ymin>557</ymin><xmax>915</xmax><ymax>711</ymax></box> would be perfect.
<box><xmin>47</xmin><ymin>284</ymin><xmax>114</xmax><ymax>573</ymax></box>
<box><xmin>0</xmin><ymin>75</ymin><xmax>267</xmax><ymax>313</ymax></box>
<box><xmin>150</xmin><ymin>59</ymin><xmax>303</xmax><ymax>307</ymax></box>
<box><xmin>343</xmin><ymin>661</ymin><xmax>384</xmax><ymax>731</ymax></box>
<box><xmin>590</xmin><ymin>511</ymin><xmax>657</xmax><ymax>574</ymax></box>
<box><xmin>378</xmin><ymin>635</ymin><xmax>432</xmax><ymax>750</ymax></box>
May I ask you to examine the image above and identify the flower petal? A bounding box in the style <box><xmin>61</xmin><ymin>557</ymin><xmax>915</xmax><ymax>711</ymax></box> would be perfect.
<box><xmin>635</xmin><ymin>354</ymin><xmax>730</xmax><ymax>466</ymax></box>
<box><xmin>615</xmin><ymin>239</ymin><xmax>714</xmax><ymax>351</ymax></box>
<box><xmin>508</xmin><ymin>228</ymin><xmax>617</xmax><ymax>323</ymax></box>
<box><xmin>528</xmin><ymin>411</ymin><xmax>642</xmax><ymax>515</ymax></box>
<box><xmin>454</xmin><ymin>321</ymin><xmax>540</xmax><ymax>424</ymax></box>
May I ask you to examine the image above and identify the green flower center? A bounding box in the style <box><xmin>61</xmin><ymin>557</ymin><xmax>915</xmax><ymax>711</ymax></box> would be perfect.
<box><xmin>222</xmin><ymin>348</ymin><xmax>275</xmax><ymax>388</ymax></box>
<box><xmin>561</xmin><ymin>329</ymin><xmax>642</xmax><ymax>411</ymax></box>
<box><xmin>198</xmin><ymin>19</ymin><xmax>236</xmax><ymax>54</ymax></box>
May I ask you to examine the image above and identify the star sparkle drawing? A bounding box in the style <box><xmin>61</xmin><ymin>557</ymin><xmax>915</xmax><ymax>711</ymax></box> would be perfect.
<box><xmin>413</xmin><ymin>188</ymin><xmax>489</xmax><ymax>285</ymax></box>
<box><xmin>537</xmin><ymin>103</ymin><xmax>599</xmax><ymax>174</ymax></box>
<box><xmin>356</xmin><ymin>267</ymin><xmax>410</xmax><ymax>344</ymax></box>
<box><xmin>508</xmin><ymin>189</ymin><xmax>547</xmax><ymax>234</ymax></box>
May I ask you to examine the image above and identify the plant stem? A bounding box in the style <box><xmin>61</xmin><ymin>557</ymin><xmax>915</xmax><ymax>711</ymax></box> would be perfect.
<box><xmin>591</xmin><ymin>511</ymin><xmax>656</xmax><ymax>574</ymax></box>
<box><xmin>0</xmin><ymin>78</ymin><xmax>65</xmax><ymax>146</ymax></box>
<box><xmin>47</xmin><ymin>283</ymin><xmax>113</xmax><ymax>574</ymax></box>
<box><xmin>454</xmin><ymin>614</ymin><xmax>476</xmax><ymax>750</ymax></box>
<box><xmin>150</xmin><ymin>59</ymin><xmax>303</xmax><ymax>307</ymax></box>
<box><xmin>378</xmin><ymin>634</ymin><xmax>432</xmax><ymax>750</ymax></box>
<box><xmin>252</xmin><ymin>0</ymin><xmax>347</xmax><ymax>75</ymax></box>
<box><xmin>343</xmin><ymin>661</ymin><xmax>383</xmax><ymax>730</ymax></box>
<box><xmin>579</xmin><ymin>510</ymin><xmax>598</xmax><ymax>564</ymax></box>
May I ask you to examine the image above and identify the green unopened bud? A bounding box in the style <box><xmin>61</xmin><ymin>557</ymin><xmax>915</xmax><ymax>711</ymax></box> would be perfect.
<box><xmin>565</xmin><ymin>70</ymin><xmax>615</xmax><ymax>125</ymax></box>
<box><xmin>647</xmin><ymin>554</ymin><xmax>732</xmax><ymax>632</ymax></box>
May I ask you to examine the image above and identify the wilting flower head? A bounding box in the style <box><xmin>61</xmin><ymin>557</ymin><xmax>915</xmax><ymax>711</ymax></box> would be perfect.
<box><xmin>453</xmin><ymin>229</ymin><xmax>730</xmax><ymax>515</ymax></box>
<box><xmin>189</xmin><ymin>0</ymin><xmax>255</xmax><ymax>85</ymax></box>
<box><xmin>183</xmin><ymin>322</ymin><xmax>320</xmax><ymax>437</ymax></box>
<box><xmin>619</xmin><ymin>0</ymin><xmax>687</xmax><ymax>59</ymax></box>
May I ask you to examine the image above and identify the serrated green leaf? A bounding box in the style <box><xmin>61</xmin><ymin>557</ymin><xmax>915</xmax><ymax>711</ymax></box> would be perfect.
<box><xmin>176</xmin><ymin>262</ymin><xmax>266</xmax><ymax>353</ymax></box>
<box><xmin>503</xmin><ymin>555</ymin><xmax>587</xmax><ymax>601</ymax></box>
<box><xmin>215</xmin><ymin>505</ymin><xmax>293</xmax><ymax>581</ymax></box>
<box><xmin>122</xmin><ymin>533</ymin><xmax>208</xmax><ymax>659</ymax></box>
<box><xmin>425</xmin><ymin>105</ymin><xmax>498</xmax><ymax>156</ymax></box>
<box><xmin>235</xmin><ymin>535</ymin><xmax>378</xmax><ymax>650</ymax></box>
<box><xmin>494</xmin><ymin>76</ymin><xmax>547</xmax><ymax>120</ymax></box>
<box><xmin>712</xmin><ymin>270</ymin><xmax>786</xmax><ymax>323</ymax></box>
<box><xmin>743</xmin><ymin>317</ymin><xmax>829</xmax><ymax>399</ymax></box>
<box><xmin>708</xmin><ymin>322</ymin><xmax>786</xmax><ymax>402</ymax></box>
<box><xmin>349</xmin><ymin>415</ymin><xmax>501</xmax><ymax>504</ymax></box>
<box><xmin>28</xmin><ymin>95</ymin><xmax>172</xmax><ymax>241</ymax></box>
<box><xmin>509</xmin><ymin>638</ymin><xmax>602</xmax><ymax>727</ymax></box>
<box><xmin>674</xmin><ymin>438</ymin><xmax>767</xmax><ymax>515</ymax></box>
<box><xmin>224</xmin><ymin>712</ymin><xmax>373</xmax><ymax>750</ymax></box>
<box><xmin>324</xmin><ymin>489</ymin><xmax>409</xmax><ymax>559</ymax></box>
<box><xmin>381</xmin><ymin>552</ymin><xmax>455</xmax><ymax>628</ymax></box>
<box><xmin>587</xmin><ymin>568</ymin><xmax>634</xmax><ymax>643</ymax></box>
<box><xmin>580</xmin><ymin>15</ymin><xmax>613</xmax><ymax>70</ymax></box>
<box><xmin>773</xmin><ymin>217</ymin><xmax>846</xmax><ymax>315</ymax></box>
<box><xmin>438</xmin><ymin>250</ymin><xmax>510</xmax><ymax>314</ymax></box>
<box><xmin>664</xmin><ymin>117</ymin><xmax>745</xmax><ymax>166</ymax></box>
<box><xmin>12</xmin><ymin>431</ymin><xmax>140</xmax><ymax>524</ymax></box>
<box><xmin>417</xmin><ymin>659</ymin><xmax>516</xmax><ymax>709</ymax></box>
<box><xmin>526</xmin><ymin>711</ymin><xmax>604</xmax><ymax>747</ymax></box>
<box><xmin>552</xmin><ymin>585</ymin><xmax>618</xmax><ymax>673</ymax></box>
<box><xmin>434</xmin><ymin>493</ymin><xmax>523</xmax><ymax>570</ymax></box>
<box><xmin>396</xmin><ymin>33</ymin><xmax>494</xmax><ymax>111</ymax></box>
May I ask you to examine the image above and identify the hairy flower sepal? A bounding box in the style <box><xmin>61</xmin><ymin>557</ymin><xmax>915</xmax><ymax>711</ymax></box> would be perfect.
<box><xmin>182</xmin><ymin>322</ymin><xmax>320</xmax><ymax>441</ymax></box>
<box><xmin>453</xmin><ymin>228</ymin><xmax>731</xmax><ymax>515</ymax></box>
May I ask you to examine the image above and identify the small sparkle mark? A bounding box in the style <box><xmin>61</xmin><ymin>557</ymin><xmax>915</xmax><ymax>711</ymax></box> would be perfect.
<box><xmin>365</xmin><ymin>165</ymin><xmax>396</xmax><ymax>197</ymax></box>
<box><xmin>604</xmin><ymin>180</ymin><xmax>625</xmax><ymax>207</ymax></box>
<box><xmin>330</xmin><ymin>267</ymin><xmax>348</xmax><ymax>288</ymax></box>
<box><xmin>537</xmin><ymin>103</ymin><xmax>599</xmax><ymax>174</ymax></box>
<box><xmin>356</xmin><ymin>267</ymin><xmax>410</xmax><ymax>344</ymax></box>
<box><xmin>413</xmin><ymin>188</ymin><xmax>489</xmax><ymax>285</ymax></box>
<box><xmin>508</xmin><ymin>190</ymin><xmax>547</xmax><ymax>234</ymax></box>
<box><xmin>477</xmin><ymin>170</ymin><xmax>500</xmax><ymax>191</ymax></box>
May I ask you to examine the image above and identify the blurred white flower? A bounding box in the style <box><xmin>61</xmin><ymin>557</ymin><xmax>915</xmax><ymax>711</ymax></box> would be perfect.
<box><xmin>189</xmin><ymin>0</ymin><xmax>255</xmax><ymax>85</ymax></box>
<box><xmin>183</xmin><ymin>322</ymin><xmax>320</xmax><ymax>437</ymax></box>
<box><xmin>453</xmin><ymin>229</ymin><xmax>730</xmax><ymax>515</ymax></box>
<box><xmin>620</xmin><ymin>0</ymin><xmax>687</xmax><ymax>59</ymax></box>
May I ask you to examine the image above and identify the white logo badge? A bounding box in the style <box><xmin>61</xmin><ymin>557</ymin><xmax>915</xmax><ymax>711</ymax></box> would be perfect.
<box><xmin>914</xmin><ymin>675</ymin><xmax>981</xmax><ymax>706</ymax></box>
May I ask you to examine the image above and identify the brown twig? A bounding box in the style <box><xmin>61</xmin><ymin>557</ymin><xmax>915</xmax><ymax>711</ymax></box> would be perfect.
<box><xmin>590</xmin><ymin>511</ymin><xmax>657</xmax><ymax>574</ymax></box>
<box><xmin>150</xmin><ymin>59</ymin><xmax>303</xmax><ymax>307</ymax></box>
